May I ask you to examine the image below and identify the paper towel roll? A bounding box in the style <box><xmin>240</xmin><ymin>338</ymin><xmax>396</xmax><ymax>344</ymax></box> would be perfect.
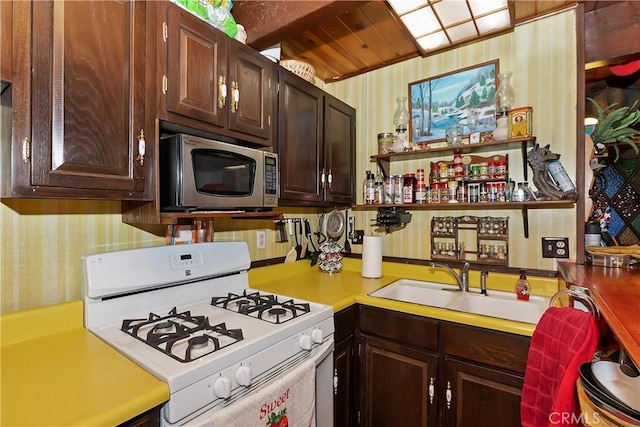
<box><xmin>361</xmin><ymin>235</ymin><xmax>382</xmax><ymax>278</ymax></box>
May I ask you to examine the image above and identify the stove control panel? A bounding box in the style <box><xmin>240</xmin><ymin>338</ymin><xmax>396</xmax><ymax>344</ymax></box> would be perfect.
<box><xmin>169</xmin><ymin>251</ymin><xmax>203</xmax><ymax>270</ymax></box>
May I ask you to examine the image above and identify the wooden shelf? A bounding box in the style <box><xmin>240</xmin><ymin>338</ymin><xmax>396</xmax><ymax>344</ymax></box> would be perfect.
<box><xmin>371</xmin><ymin>136</ymin><xmax>536</xmax><ymax>180</ymax></box>
<box><xmin>160</xmin><ymin>210</ymin><xmax>283</xmax><ymax>225</ymax></box>
<box><xmin>353</xmin><ymin>199</ymin><xmax>575</xmax><ymax>238</ymax></box>
<box><xmin>352</xmin><ymin>200</ymin><xmax>575</xmax><ymax>210</ymax></box>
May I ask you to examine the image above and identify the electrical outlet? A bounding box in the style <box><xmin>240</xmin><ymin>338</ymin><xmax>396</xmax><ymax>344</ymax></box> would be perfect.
<box><xmin>256</xmin><ymin>230</ymin><xmax>266</xmax><ymax>249</ymax></box>
<box><xmin>542</xmin><ymin>237</ymin><xmax>569</xmax><ymax>258</ymax></box>
<box><xmin>352</xmin><ymin>230</ymin><xmax>364</xmax><ymax>244</ymax></box>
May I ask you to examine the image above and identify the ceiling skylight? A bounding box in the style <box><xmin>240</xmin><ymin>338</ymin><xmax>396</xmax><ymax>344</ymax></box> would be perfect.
<box><xmin>387</xmin><ymin>0</ymin><xmax>514</xmax><ymax>54</ymax></box>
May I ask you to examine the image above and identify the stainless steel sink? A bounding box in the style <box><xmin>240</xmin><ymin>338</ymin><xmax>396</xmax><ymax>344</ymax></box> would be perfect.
<box><xmin>369</xmin><ymin>279</ymin><xmax>550</xmax><ymax>324</ymax></box>
<box><xmin>369</xmin><ymin>279</ymin><xmax>461</xmax><ymax>308</ymax></box>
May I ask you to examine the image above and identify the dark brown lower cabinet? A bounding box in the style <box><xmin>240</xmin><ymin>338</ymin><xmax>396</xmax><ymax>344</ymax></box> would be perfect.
<box><xmin>334</xmin><ymin>306</ymin><xmax>357</xmax><ymax>427</ymax></box>
<box><xmin>355</xmin><ymin>305</ymin><xmax>530</xmax><ymax>427</ymax></box>
<box><xmin>360</xmin><ymin>334</ymin><xmax>438</xmax><ymax>427</ymax></box>
<box><xmin>442</xmin><ymin>357</ymin><xmax>524</xmax><ymax>427</ymax></box>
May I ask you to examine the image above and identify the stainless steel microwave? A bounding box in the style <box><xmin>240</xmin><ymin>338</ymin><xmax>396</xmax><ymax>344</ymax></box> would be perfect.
<box><xmin>160</xmin><ymin>134</ymin><xmax>278</xmax><ymax>211</ymax></box>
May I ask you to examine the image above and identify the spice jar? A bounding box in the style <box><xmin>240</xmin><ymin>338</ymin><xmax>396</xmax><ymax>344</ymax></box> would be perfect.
<box><xmin>403</xmin><ymin>173</ymin><xmax>416</xmax><ymax>203</ymax></box>
<box><xmin>479</xmin><ymin>162</ymin><xmax>489</xmax><ymax>180</ymax></box>
<box><xmin>393</xmin><ymin>175</ymin><xmax>404</xmax><ymax>204</ymax></box>
<box><xmin>431</xmin><ymin>182</ymin><xmax>441</xmax><ymax>203</ymax></box>
<box><xmin>448</xmin><ymin>181</ymin><xmax>458</xmax><ymax>203</ymax></box>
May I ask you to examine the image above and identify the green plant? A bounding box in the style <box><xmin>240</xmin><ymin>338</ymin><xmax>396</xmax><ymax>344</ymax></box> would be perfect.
<box><xmin>587</xmin><ymin>98</ymin><xmax>640</xmax><ymax>162</ymax></box>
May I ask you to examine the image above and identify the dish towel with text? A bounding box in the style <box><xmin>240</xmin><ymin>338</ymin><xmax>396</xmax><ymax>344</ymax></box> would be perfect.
<box><xmin>521</xmin><ymin>306</ymin><xmax>600</xmax><ymax>427</ymax></box>
<box><xmin>211</xmin><ymin>359</ymin><xmax>316</xmax><ymax>427</ymax></box>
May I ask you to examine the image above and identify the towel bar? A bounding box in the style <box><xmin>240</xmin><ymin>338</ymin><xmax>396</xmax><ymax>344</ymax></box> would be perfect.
<box><xmin>549</xmin><ymin>285</ymin><xmax>600</xmax><ymax>319</ymax></box>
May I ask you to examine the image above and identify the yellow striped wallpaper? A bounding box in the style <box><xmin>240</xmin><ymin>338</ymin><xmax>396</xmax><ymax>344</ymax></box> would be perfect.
<box><xmin>0</xmin><ymin>9</ymin><xmax>577</xmax><ymax>313</ymax></box>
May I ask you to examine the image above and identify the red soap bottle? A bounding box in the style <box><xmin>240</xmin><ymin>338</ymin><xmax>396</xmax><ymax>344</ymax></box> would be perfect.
<box><xmin>515</xmin><ymin>271</ymin><xmax>530</xmax><ymax>301</ymax></box>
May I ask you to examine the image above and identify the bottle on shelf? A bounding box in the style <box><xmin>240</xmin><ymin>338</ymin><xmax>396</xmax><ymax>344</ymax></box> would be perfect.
<box><xmin>364</xmin><ymin>171</ymin><xmax>375</xmax><ymax>204</ymax></box>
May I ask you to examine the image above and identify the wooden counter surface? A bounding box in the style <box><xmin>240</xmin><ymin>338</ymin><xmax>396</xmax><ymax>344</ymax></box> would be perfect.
<box><xmin>558</xmin><ymin>261</ymin><xmax>640</xmax><ymax>364</ymax></box>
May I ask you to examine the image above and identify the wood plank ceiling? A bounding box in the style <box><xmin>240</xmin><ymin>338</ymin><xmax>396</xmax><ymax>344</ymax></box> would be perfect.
<box><xmin>232</xmin><ymin>0</ymin><xmax>623</xmax><ymax>83</ymax></box>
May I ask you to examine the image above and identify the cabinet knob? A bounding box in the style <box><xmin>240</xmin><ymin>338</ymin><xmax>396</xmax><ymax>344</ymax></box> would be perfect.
<box><xmin>428</xmin><ymin>377</ymin><xmax>435</xmax><ymax>404</ymax></box>
<box><xmin>136</xmin><ymin>129</ymin><xmax>145</xmax><ymax>167</ymax></box>
<box><xmin>446</xmin><ymin>380</ymin><xmax>452</xmax><ymax>409</ymax></box>
<box><xmin>327</xmin><ymin>169</ymin><xmax>333</xmax><ymax>188</ymax></box>
<box><xmin>218</xmin><ymin>76</ymin><xmax>227</xmax><ymax>108</ymax></box>
<box><xmin>231</xmin><ymin>81</ymin><xmax>239</xmax><ymax>113</ymax></box>
<box><xmin>22</xmin><ymin>137</ymin><xmax>30</xmax><ymax>163</ymax></box>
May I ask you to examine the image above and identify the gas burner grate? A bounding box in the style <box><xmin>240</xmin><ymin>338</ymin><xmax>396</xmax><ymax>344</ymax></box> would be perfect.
<box><xmin>211</xmin><ymin>290</ymin><xmax>311</xmax><ymax>324</ymax></box>
<box><xmin>121</xmin><ymin>307</ymin><xmax>243</xmax><ymax>363</ymax></box>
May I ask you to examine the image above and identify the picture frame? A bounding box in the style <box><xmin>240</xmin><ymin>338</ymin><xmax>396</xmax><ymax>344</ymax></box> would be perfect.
<box><xmin>409</xmin><ymin>59</ymin><xmax>499</xmax><ymax>145</ymax></box>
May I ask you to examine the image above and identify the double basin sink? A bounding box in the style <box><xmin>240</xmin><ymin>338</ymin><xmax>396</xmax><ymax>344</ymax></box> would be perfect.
<box><xmin>369</xmin><ymin>279</ymin><xmax>550</xmax><ymax>324</ymax></box>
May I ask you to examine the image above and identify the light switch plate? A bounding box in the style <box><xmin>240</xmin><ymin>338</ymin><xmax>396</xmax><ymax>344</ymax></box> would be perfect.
<box><xmin>542</xmin><ymin>237</ymin><xmax>569</xmax><ymax>258</ymax></box>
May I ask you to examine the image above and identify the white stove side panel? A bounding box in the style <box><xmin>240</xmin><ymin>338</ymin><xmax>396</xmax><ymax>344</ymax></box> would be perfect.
<box><xmin>82</xmin><ymin>242</ymin><xmax>251</xmax><ymax>299</ymax></box>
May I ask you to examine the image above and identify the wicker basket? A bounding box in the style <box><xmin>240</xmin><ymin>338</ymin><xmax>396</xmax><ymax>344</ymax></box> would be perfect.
<box><xmin>280</xmin><ymin>59</ymin><xmax>315</xmax><ymax>82</ymax></box>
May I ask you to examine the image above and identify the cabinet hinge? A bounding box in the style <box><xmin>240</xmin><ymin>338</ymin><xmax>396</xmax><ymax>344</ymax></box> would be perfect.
<box><xmin>358</xmin><ymin>343</ymin><xmax>361</xmax><ymax>356</ymax></box>
<box><xmin>162</xmin><ymin>75</ymin><xmax>168</xmax><ymax>95</ymax></box>
<box><xmin>357</xmin><ymin>411</ymin><xmax>361</xmax><ymax>425</ymax></box>
<box><xmin>162</xmin><ymin>22</ymin><xmax>168</xmax><ymax>42</ymax></box>
<box><xmin>268</xmin><ymin>116</ymin><xmax>271</xmax><ymax>127</ymax></box>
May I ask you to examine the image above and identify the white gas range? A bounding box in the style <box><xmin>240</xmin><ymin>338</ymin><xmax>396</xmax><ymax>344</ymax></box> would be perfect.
<box><xmin>82</xmin><ymin>242</ymin><xmax>334</xmax><ymax>426</ymax></box>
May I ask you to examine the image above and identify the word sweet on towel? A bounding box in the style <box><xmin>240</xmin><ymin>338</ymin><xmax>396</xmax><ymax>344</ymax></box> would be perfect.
<box><xmin>260</xmin><ymin>388</ymin><xmax>291</xmax><ymax>426</ymax></box>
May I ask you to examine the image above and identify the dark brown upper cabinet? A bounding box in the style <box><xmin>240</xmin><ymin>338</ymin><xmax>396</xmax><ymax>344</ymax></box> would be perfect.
<box><xmin>3</xmin><ymin>1</ymin><xmax>150</xmax><ymax>200</ymax></box>
<box><xmin>277</xmin><ymin>69</ymin><xmax>355</xmax><ymax>206</ymax></box>
<box><xmin>159</xmin><ymin>2</ymin><xmax>275</xmax><ymax>148</ymax></box>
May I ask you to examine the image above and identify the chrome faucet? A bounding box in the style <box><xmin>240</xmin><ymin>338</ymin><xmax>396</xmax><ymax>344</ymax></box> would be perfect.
<box><xmin>429</xmin><ymin>261</ymin><xmax>471</xmax><ymax>292</ymax></box>
<box><xmin>480</xmin><ymin>270</ymin><xmax>489</xmax><ymax>295</ymax></box>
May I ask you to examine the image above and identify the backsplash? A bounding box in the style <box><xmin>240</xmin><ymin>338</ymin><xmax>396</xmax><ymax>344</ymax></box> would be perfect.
<box><xmin>1</xmin><ymin>9</ymin><xmax>578</xmax><ymax>313</ymax></box>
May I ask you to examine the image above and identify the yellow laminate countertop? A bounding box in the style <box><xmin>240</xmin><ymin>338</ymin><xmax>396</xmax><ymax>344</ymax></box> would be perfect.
<box><xmin>249</xmin><ymin>258</ymin><xmax>561</xmax><ymax>337</ymax></box>
<box><xmin>1</xmin><ymin>300</ymin><xmax>169</xmax><ymax>427</ymax></box>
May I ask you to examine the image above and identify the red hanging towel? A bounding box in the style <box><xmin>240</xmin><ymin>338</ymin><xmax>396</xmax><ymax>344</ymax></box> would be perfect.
<box><xmin>521</xmin><ymin>307</ymin><xmax>600</xmax><ymax>427</ymax></box>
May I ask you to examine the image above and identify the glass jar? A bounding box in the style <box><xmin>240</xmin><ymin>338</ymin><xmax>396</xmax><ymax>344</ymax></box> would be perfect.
<box><xmin>448</xmin><ymin>181</ymin><xmax>458</xmax><ymax>203</ymax></box>
<box><xmin>403</xmin><ymin>173</ymin><xmax>416</xmax><ymax>203</ymax></box>
<box><xmin>440</xmin><ymin>184</ymin><xmax>449</xmax><ymax>204</ymax></box>
<box><xmin>479</xmin><ymin>162</ymin><xmax>489</xmax><ymax>180</ymax></box>
<box><xmin>373</xmin><ymin>181</ymin><xmax>384</xmax><ymax>204</ymax></box>
<box><xmin>513</xmin><ymin>182</ymin><xmax>527</xmax><ymax>202</ymax></box>
<box><xmin>495</xmin><ymin>71</ymin><xmax>515</xmax><ymax>115</ymax></box>
<box><xmin>445</xmin><ymin>124</ymin><xmax>463</xmax><ymax>146</ymax></box>
<box><xmin>393</xmin><ymin>175</ymin><xmax>404</xmax><ymax>204</ymax></box>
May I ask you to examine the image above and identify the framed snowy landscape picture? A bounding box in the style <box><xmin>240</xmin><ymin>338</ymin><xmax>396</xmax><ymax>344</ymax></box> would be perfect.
<box><xmin>409</xmin><ymin>60</ymin><xmax>499</xmax><ymax>144</ymax></box>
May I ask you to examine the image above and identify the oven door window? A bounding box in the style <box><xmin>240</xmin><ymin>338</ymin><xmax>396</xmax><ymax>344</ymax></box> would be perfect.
<box><xmin>192</xmin><ymin>149</ymin><xmax>256</xmax><ymax>196</ymax></box>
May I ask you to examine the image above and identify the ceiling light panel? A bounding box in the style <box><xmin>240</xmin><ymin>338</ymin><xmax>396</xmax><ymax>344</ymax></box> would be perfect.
<box><xmin>468</xmin><ymin>0</ymin><xmax>507</xmax><ymax>16</ymax></box>
<box><xmin>432</xmin><ymin>0</ymin><xmax>472</xmax><ymax>27</ymax></box>
<box><xmin>401</xmin><ymin>6</ymin><xmax>441</xmax><ymax>37</ymax></box>
<box><xmin>476</xmin><ymin>9</ymin><xmax>511</xmax><ymax>34</ymax></box>
<box><xmin>446</xmin><ymin>21</ymin><xmax>478</xmax><ymax>42</ymax></box>
<box><xmin>388</xmin><ymin>0</ymin><xmax>428</xmax><ymax>16</ymax></box>
<box><xmin>417</xmin><ymin>31</ymin><xmax>449</xmax><ymax>50</ymax></box>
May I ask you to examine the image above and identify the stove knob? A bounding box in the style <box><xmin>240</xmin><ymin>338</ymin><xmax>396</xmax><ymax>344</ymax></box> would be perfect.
<box><xmin>311</xmin><ymin>328</ymin><xmax>323</xmax><ymax>344</ymax></box>
<box><xmin>299</xmin><ymin>334</ymin><xmax>312</xmax><ymax>351</ymax></box>
<box><xmin>213</xmin><ymin>376</ymin><xmax>231</xmax><ymax>399</ymax></box>
<box><xmin>235</xmin><ymin>365</ymin><xmax>252</xmax><ymax>387</ymax></box>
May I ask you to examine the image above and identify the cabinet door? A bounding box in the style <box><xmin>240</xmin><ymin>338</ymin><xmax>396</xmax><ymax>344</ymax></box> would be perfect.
<box><xmin>334</xmin><ymin>336</ymin><xmax>355</xmax><ymax>427</ymax></box>
<box><xmin>228</xmin><ymin>44</ymin><xmax>274</xmax><ymax>144</ymax></box>
<box><xmin>359</xmin><ymin>334</ymin><xmax>438</xmax><ymax>427</ymax></box>
<box><xmin>442</xmin><ymin>357</ymin><xmax>524</xmax><ymax>427</ymax></box>
<box><xmin>9</xmin><ymin>1</ymin><xmax>147</xmax><ymax>199</ymax></box>
<box><xmin>1</xmin><ymin>1</ymin><xmax>11</xmax><ymax>82</ymax></box>
<box><xmin>277</xmin><ymin>69</ymin><xmax>324</xmax><ymax>204</ymax></box>
<box><xmin>165</xmin><ymin>3</ymin><xmax>227</xmax><ymax>128</ymax></box>
<box><xmin>324</xmin><ymin>94</ymin><xmax>355</xmax><ymax>204</ymax></box>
